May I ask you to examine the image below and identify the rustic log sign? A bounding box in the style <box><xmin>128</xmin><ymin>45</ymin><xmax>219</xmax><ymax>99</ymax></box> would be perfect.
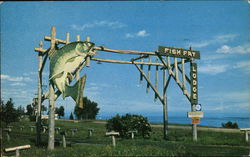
<box><xmin>190</xmin><ymin>62</ymin><xmax>198</xmax><ymax>104</ymax></box>
<box><xmin>34</xmin><ymin>27</ymin><xmax>202</xmax><ymax>149</ymax></box>
<box><xmin>158</xmin><ymin>46</ymin><xmax>200</xmax><ymax>59</ymax></box>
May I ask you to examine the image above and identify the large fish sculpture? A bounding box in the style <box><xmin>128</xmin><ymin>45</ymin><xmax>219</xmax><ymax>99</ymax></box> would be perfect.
<box><xmin>49</xmin><ymin>41</ymin><xmax>95</xmax><ymax>108</ymax></box>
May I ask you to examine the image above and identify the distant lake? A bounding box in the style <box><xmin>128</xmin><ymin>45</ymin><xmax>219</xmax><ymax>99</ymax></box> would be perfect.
<box><xmin>96</xmin><ymin>115</ymin><xmax>250</xmax><ymax>128</ymax></box>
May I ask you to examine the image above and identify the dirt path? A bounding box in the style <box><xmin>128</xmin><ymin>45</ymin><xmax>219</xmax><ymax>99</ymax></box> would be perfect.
<box><xmin>93</xmin><ymin>120</ymin><xmax>241</xmax><ymax>133</ymax></box>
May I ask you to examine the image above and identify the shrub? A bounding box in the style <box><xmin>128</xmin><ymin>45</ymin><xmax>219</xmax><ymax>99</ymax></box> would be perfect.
<box><xmin>106</xmin><ymin>114</ymin><xmax>152</xmax><ymax>138</ymax></box>
<box><xmin>221</xmin><ymin>121</ymin><xmax>239</xmax><ymax>129</ymax></box>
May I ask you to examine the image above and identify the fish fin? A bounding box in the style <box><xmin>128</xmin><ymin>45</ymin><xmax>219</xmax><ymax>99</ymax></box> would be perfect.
<box><xmin>49</xmin><ymin>71</ymin><xmax>64</xmax><ymax>81</ymax></box>
<box><xmin>64</xmin><ymin>74</ymin><xmax>87</xmax><ymax>109</ymax></box>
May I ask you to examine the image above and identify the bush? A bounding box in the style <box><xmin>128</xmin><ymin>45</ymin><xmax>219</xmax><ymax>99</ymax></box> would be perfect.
<box><xmin>221</xmin><ymin>121</ymin><xmax>239</xmax><ymax>129</ymax></box>
<box><xmin>106</xmin><ymin>114</ymin><xmax>152</xmax><ymax>138</ymax></box>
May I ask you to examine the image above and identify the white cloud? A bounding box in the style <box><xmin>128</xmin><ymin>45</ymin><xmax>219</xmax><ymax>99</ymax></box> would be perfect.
<box><xmin>10</xmin><ymin>82</ymin><xmax>26</xmax><ymax>86</ymax></box>
<box><xmin>1</xmin><ymin>74</ymin><xmax>32</xmax><ymax>82</ymax></box>
<box><xmin>199</xmin><ymin>64</ymin><xmax>229</xmax><ymax>75</ymax></box>
<box><xmin>125</xmin><ymin>30</ymin><xmax>149</xmax><ymax>38</ymax></box>
<box><xmin>189</xmin><ymin>34</ymin><xmax>238</xmax><ymax>48</ymax></box>
<box><xmin>71</xmin><ymin>21</ymin><xmax>125</xmax><ymax>31</ymax></box>
<box><xmin>199</xmin><ymin>60</ymin><xmax>250</xmax><ymax>75</ymax></box>
<box><xmin>233</xmin><ymin>61</ymin><xmax>250</xmax><ymax>74</ymax></box>
<box><xmin>216</xmin><ymin>43</ymin><xmax>250</xmax><ymax>54</ymax></box>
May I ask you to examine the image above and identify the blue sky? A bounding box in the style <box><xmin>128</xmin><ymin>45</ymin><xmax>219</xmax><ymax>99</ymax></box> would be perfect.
<box><xmin>1</xmin><ymin>1</ymin><xmax>249</xmax><ymax>118</ymax></box>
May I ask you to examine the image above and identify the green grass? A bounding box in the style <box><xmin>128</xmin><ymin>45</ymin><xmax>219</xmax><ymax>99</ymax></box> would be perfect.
<box><xmin>1</xmin><ymin>119</ymin><xmax>249</xmax><ymax>157</ymax></box>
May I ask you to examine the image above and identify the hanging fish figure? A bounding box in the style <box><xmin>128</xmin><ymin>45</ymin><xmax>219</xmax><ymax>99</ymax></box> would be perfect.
<box><xmin>49</xmin><ymin>41</ymin><xmax>95</xmax><ymax>108</ymax></box>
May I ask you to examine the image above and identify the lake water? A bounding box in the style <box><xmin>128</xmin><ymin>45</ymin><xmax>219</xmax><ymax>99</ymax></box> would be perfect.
<box><xmin>96</xmin><ymin>116</ymin><xmax>250</xmax><ymax>128</ymax></box>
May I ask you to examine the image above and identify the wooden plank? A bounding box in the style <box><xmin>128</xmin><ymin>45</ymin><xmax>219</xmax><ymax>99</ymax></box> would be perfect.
<box><xmin>91</xmin><ymin>57</ymin><xmax>164</xmax><ymax>66</ymax></box>
<box><xmin>131</xmin><ymin>55</ymin><xmax>149</xmax><ymax>62</ymax></box>
<box><xmin>5</xmin><ymin>145</ymin><xmax>31</xmax><ymax>152</ymax></box>
<box><xmin>94</xmin><ymin>46</ymin><xmax>156</xmax><ymax>55</ymax></box>
<box><xmin>106</xmin><ymin>132</ymin><xmax>120</xmax><ymax>136</ymax></box>
<box><xmin>240</xmin><ymin>128</ymin><xmax>250</xmax><ymax>131</ymax></box>
<box><xmin>187</xmin><ymin>112</ymin><xmax>204</xmax><ymax>118</ymax></box>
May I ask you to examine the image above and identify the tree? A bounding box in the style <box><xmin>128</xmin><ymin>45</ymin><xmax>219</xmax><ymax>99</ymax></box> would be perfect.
<box><xmin>69</xmin><ymin>112</ymin><xmax>74</xmax><ymax>120</ymax></box>
<box><xmin>26</xmin><ymin>104</ymin><xmax>34</xmax><ymax>116</ymax></box>
<box><xmin>74</xmin><ymin>97</ymin><xmax>100</xmax><ymax>120</ymax></box>
<box><xmin>26</xmin><ymin>103</ymin><xmax>36</xmax><ymax>121</ymax></box>
<box><xmin>222</xmin><ymin>121</ymin><xmax>239</xmax><ymax>129</ymax></box>
<box><xmin>55</xmin><ymin>106</ymin><xmax>64</xmax><ymax>119</ymax></box>
<box><xmin>106</xmin><ymin>114</ymin><xmax>152</xmax><ymax>138</ymax></box>
<box><xmin>1</xmin><ymin>98</ymin><xmax>20</xmax><ymax>126</ymax></box>
<box><xmin>17</xmin><ymin>105</ymin><xmax>25</xmax><ymax>116</ymax></box>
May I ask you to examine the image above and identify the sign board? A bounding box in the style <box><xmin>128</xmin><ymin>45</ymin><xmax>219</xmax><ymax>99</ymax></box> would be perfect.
<box><xmin>42</xmin><ymin>114</ymin><xmax>58</xmax><ymax>120</ymax></box>
<box><xmin>192</xmin><ymin>117</ymin><xmax>200</xmax><ymax>124</ymax></box>
<box><xmin>190</xmin><ymin>62</ymin><xmax>198</xmax><ymax>104</ymax></box>
<box><xmin>158</xmin><ymin>46</ymin><xmax>200</xmax><ymax>59</ymax></box>
<box><xmin>188</xmin><ymin>112</ymin><xmax>204</xmax><ymax>118</ymax></box>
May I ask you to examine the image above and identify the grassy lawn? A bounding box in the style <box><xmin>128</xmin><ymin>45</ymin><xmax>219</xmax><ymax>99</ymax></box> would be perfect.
<box><xmin>1</xmin><ymin>119</ymin><xmax>249</xmax><ymax>156</ymax></box>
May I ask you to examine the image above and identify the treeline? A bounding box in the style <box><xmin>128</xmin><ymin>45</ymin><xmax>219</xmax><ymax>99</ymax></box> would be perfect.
<box><xmin>1</xmin><ymin>97</ymin><xmax>100</xmax><ymax>125</ymax></box>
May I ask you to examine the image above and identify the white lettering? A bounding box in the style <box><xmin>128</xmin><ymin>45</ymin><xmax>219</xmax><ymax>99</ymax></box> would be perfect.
<box><xmin>192</xmin><ymin>51</ymin><xmax>196</xmax><ymax>57</ymax></box>
<box><xmin>188</xmin><ymin>51</ymin><xmax>192</xmax><ymax>57</ymax></box>
<box><xmin>193</xmin><ymin>93</ymin><xmax>197</xmax><ymax>99</ymax></box>
<box><xmin>192</xmin><ymin>73</ymin><xmax>197</xmax><ymax>79</ymax></box>
<box><xmin>192</xmin><ymin>66</ymin><xmax>197</xmax><ymax>72</ymax></box>
<box><xmin>172</xmin><ymin>49</ymin><xmax>176</xmax><ymax>55</ymax></box>
<box><xmin>193</xmin><ymin>80</ymin><xmax>197</xmax><ymax>85</ymax></box>
<box><xmin>176</xmin><ymin>49</ymin><xmax>181</xmax><ymax>55</ymax></box>
<box><xmin>193</xmin><ymin>87</ymin><xmax>197</xmax><ymax>92</ymax></box>
<box><xmin>164</xmin><ymin>48</ymin><xmax>170</xmax><ymax>53</ymax></box>
<box><xmin>183</xmin><ymin>51</ymin><xmax>187</xmax><ymax>56</ymax></box>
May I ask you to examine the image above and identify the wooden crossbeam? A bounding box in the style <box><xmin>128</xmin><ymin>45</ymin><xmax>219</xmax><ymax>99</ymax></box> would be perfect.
<box><xmin>92</xmin><ymin>57</ymin><xmax>164</xmax><ymax>66</ymax></box>
<box><xmin>94</xmin><ymin>47</ymin><xmax>156</xmax><ymax>55</ymax></box>
<box><xmin>44</xmin><ymin>36</ymin><xmax>67</xmax><ymax>44</ymax></box>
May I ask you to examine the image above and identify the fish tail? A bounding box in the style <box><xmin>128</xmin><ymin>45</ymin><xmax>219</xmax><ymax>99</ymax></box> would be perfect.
<box><xmin>64</xmin><ymin>74</ymin><xmax>87</xmax><ymax>109</ymax></box>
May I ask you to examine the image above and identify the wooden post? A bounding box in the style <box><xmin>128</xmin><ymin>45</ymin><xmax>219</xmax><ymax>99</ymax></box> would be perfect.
<box><xmin>86</xmin><ymin>36</ymin><xmax>91</xmax><ymax>67</ymax></box>
<box><xmin>48</xmin><ymin>83</ymin><xmax>55</xmax><ymax>150</ymax></box>
<box><xmin>36</xmin><ymin>40</ymin><xmax>43</xmax><ymax>146</ymax></box>
<box><xmin>16</xmin><ymin>149</ymin><xmax>20</xmax><ymax>157</ymax></box>
<box><xmin>76</xmin><ymin>35</ymin><xmax>80</xmax><ymax>41</ymax></box>
<box><xmin>106</xmin><ymin>131</ymin><xmax>119</xmax><ymax>147</ymax></box>
<box><xmin>240</xmin><ymin>129</ymin><xmax>250</xmax><ymax>142</ymax></box>
<box><xmin>112</xmin><ymin>135</ymin><xmax>116</xmax><ymax>147</ymax></box>
<box><xmin>174</xmin><ymin>58</ymin><xmax>180</xmax><ymax>84</ymax></box>
<box><xmin>60</xmin><ymin>131</ymin><xmax>66</xmax><ymax>148</ymax></box>
<box><xmin>48</xmin><ymin>26</ymin><xmax>56</xmax><ymax>150</ymax></box>
<box><xmin>66</xmin><ymin>32</ymin><xmax>70</xmax><ymax>44</ymax></box>
<box><xmin>154</xmin><ymin>62</ymin><xmax>159</xmax><ymax>101</ymax></box>
<box><xmin>4</xmin><ymin>128</ymin><xmax>11</xmax><ymax>141</ymax></box>
<box><xmin>88</xmin><ymin>128</ymin><xmax>94</xmax><ymax>137</ymax></box>
<box><xmin>62</xmin><ymin>134</ymin><xmax>66</xmax><ymax>148</ymax></box>
<box><xmin>190</xmin><ymin>47</ymin><xmax>198</xmax><ymax>141</ymax></box>
<box><xmin>245</xmin><ymin>131</ymin><xmax>249</xmax><ymax>142</ymax></box>
<box><xmin>181</xmin><ymin>58</ymin><xmax>187</xmax><ymax>94</ymax></box>
<box><xmin>146</xmin><ymin>57</ymin><xmax>151</xmax><ymax>93</ymax></box>
<box><xmin>128</xmin><ymin>131</ymin><xmax>137</xmax><ymax>139</ymax></box>
<box><xmin>163</xmin><ymin>69</ymin><xmax>168</xmax><ymax>139</ymax></box>
<box><xmin>140</xmin><ymin>57</ymin><xmax>144</xmax><ymax>83</ymax></box>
